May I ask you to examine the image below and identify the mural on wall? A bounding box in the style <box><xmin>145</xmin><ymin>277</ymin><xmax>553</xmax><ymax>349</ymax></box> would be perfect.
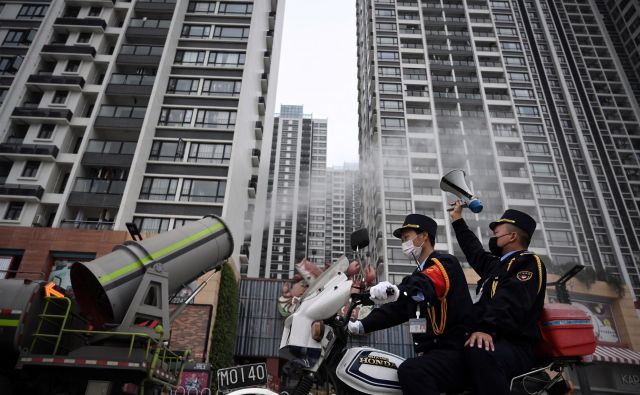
<box><xmin>278</xmin><ymin>257</ymin><xmax>376</xmax><ymax>318</ymax></box>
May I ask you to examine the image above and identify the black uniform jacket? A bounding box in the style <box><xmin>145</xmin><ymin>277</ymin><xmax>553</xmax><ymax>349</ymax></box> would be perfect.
<box><xmin>452</xmin><ymin>218</ymin><xmax>547</xmax><ymax>345</ymax></box>
<box><xmin>360</xmin><ymin>251</ymin><xmax>473</xmax><ymax>354</ymax></box>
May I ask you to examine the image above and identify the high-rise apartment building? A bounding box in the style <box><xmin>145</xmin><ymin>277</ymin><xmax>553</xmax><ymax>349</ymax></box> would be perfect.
<box><xmin>0</xmin><ymin>0</ymin><xmax>284</xmax><ymax>268</ymax></box>
<box><xmin>249</xmin><ymin>105</ymin><xmax>327</xmax><ymax>279</ymax></box>
<box><xmin>356</xmin><ymin>0</ymin><xmax>640</xmax><ymax>302</ymax></box>
<box><xmin>325</xmin><ymin>163</ymin><xmax>362</xmax><ymax>262</ymax></box>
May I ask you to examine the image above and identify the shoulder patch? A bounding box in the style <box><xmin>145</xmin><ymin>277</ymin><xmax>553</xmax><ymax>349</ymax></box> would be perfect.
<box><xmin>517</xmin><ymin>271</ymin><xmax>533</xmax><ymax>282</ymax></box>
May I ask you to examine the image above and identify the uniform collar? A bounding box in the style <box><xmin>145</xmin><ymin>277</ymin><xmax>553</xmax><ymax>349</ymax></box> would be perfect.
<box><xmin>500</xmin><ymin>249</ymin><xmax>526</xmax><ymax>262</ymax></box>
<box><xmin>418</xmin><ymin>251</ymin><xmax>437</xmax><ymax>271</ymax></box>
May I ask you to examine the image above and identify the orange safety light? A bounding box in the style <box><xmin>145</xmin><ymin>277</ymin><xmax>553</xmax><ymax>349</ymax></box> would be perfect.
<box><xmin>44</xmin><ymin>282</ymin><xmax>65</xmax><ymax>298</ymax></box>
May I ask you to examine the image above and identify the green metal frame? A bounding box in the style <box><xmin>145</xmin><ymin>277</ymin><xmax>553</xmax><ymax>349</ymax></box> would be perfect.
<box><xmin>28</xmin><ymin>296</ymin><xmax>190</xmax><ymax>389</ymax></box>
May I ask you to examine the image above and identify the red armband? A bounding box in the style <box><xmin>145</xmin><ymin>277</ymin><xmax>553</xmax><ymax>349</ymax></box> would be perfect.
<box><xmin>420</xmin><ymin>259</ymin><xmax>450</xmax><ymax>299</ymax></box>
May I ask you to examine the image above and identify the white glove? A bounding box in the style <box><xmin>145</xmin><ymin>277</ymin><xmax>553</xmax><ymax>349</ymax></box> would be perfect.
<box><xmin>347</xmin><ymin>320</ymin><xmax>364</xmax><ymax>335</ymax></box>
<box><xmin>370</xmin><ymin>281</ymin><xmax>400</xmax><ymax>305</ymax></box>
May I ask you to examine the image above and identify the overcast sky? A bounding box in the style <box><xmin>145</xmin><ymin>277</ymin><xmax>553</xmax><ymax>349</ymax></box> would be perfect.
<box><xmin>275</xmin><ymin>0</ymin><xmax>359</xmax><ymax>166</ymax></box>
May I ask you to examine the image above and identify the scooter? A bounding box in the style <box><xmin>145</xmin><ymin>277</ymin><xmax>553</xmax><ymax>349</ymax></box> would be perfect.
<box><xmin>279</xmin><ymin>230</ymin><xmax>593</xmax><ymax>395</ymax></box>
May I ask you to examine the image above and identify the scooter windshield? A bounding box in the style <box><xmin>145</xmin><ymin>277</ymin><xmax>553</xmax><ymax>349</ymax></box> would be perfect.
<box><xmin>300</xmin><ymin>255</ymin><xmax>350</xmax><ymax>302</ymax></box>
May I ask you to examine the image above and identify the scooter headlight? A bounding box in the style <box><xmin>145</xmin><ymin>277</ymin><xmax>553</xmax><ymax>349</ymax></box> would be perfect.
<box><xmin>311</xmin><ymin>320</ymin><xmax>325</xmax><ymax>342</ymax></box>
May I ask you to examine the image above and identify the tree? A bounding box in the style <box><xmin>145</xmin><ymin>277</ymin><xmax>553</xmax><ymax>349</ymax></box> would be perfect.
<box><xmin>209</xmin><ymin>263</ymin><xmax>239</xmax><ymax>392</ymax></box>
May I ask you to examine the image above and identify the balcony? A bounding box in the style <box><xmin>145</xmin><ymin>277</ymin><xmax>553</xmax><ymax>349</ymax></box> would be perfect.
<box><xmin>11</xmin><ymin>107</ymin><xmax>73</xmax><ymax>123</ymax></box>
<box><xmin>248</xmin><ymin>176</ymin><xmax>257</xmax><ymax>198</ymax></box>
<box><xmin>254</xmin><ymin>121</ymin><xmax>263</xmax><ymax>140</ymax></box>
<box><xmin>239</xmin><ymin>243</ymin><xmax>250</xmax><ymax>264</ymax></box>
<box><xmin>263</xmin><ymin>51</ymin><xmax>271</xmax><ymax>69</ymax></box>
<box><xmin>0</xmin><ymin>143</ymin><xmax>59</xmax><ymax>160</ymax></box>
<box><xmin>126</xmin><ymin>19</ymin><xmax>170</xmax><ymax>43</ymax></box>
<box><xmin>60</xmin><ymin>219</ymin><xmax>114</xmax><ymax>230</ymax></box>
<box><xmin>266</xmin><ymin>30</ymin><xmax>274</xmax><ymax>50</ymax></box>
<box><xmin>106</xmin><ymin>74</ymin><xmax>155</xmax><ymax>97</ymax></box>
<box><xmin>94</xmin><ymin>106</ymin><xmax>146</xmax><ymax>131</ymax></box>
<box><xmin>82</xmin><ymin>140</ymin><xmax>136</xmax><ymax>168</ymax></box>
<box><xmin>261</xmin><ymin>73</ymin><xmax>268</xmax><ymax>94</ymax></box>
<box><xmin>135</xmin><ymin>0</ymin><xmax>177</xmax><ymax>15</ymax></box>
<box><xmin>41</xmin><ymin>44</ymin><xmax>96</xmax><ymax>59</ymax></box>
<box><xmin>0</xmin><ymin>184</ymin><xmax>44</xmax><ymax>201</ymax></box>
<box><xmin>258</xmin><ymin>96</ymin><xmax>265</xmax><ymax>115</ymax></box>
<box><xmin>26</xmin><ymin>74</ymin><xmax>85</xmax><ymax>90</ymax></box>
<box><xmin>251</xmin><ymin>149</ymin><xmax>260</xmax><ymax>167</ymax></box>
<box><xmin>269</xmin><ymin>11</ymin><xmax>276</xmax><ymax>29</ymax></box>
<box><xmin>117</xmin><ymin>45</ymin><xmax>163</xmax><ymax>66</ymax></box>
<box><xmin>53</xmin><ymin>17</ymin><xmax>107</xmax><ymax>32</ymax></box>
<box><xmin>68</xmin><ymin>178</ymin><xmax>125</xmax><ymax>208</ymax></box>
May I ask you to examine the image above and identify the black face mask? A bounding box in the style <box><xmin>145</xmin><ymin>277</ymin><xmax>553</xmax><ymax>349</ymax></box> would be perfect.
<box><xmin>488</xmin><ymin>234</ymin><xmax>510</xmax><ymax>256</ymax></box>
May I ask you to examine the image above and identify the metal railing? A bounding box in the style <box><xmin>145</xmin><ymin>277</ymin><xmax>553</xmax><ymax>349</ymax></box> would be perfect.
<box><xmin>60</xmin><ymin>220</ymin><xmax>115</xmax><ymax>230</ymax></box>
<box><xmin>109</xmin><ymin>74</ymin><xmax>155</xmax><ymax>85</ymax></box>
<box><xmin>98</xmin><ymin>105</ymin><xmax>147</xmax><ymax>119</ymax></box>
<box><xmin>128</xmin><ymin>18</ymin><xmax>170</xmax><ymax>28</ymax></box>
<box><xmin>72</xmin><ymin>178</ymin><xmax>126</xmax><ymax>194</ymax></box>
<box><xmin>120</xmin><ymin>45</ymin><xmax>164</xmax><ymax>56</ymax></box>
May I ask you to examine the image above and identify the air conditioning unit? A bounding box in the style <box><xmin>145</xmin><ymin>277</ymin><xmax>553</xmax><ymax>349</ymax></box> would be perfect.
<box><xmin>32</xmin><ymin>214</ymin><xmax>45</xmax><ymax>227</ymax></box>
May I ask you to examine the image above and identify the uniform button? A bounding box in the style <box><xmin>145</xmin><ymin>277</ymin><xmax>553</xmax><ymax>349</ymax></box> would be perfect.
<box><xmin>414</xmin><ymin>342</ymin><xmax>419</xmax><ymax>345</ymax></box>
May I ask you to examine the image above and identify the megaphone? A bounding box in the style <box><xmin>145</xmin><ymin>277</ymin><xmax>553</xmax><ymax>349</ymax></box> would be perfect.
<box><xmin>440</xmin><ymin>169</ymin><xmax>483</xmax><ymax>213</ymax></box>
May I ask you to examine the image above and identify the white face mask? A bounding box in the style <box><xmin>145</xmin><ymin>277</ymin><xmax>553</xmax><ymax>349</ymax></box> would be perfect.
<box><xmin>402</xmin><ymin>238</ymin><xmax>423</xmax><ymax>258</ymax></box>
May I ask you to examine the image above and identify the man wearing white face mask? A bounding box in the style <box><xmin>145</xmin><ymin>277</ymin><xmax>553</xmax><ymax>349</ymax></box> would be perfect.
<box><xmin>347</xmin><ymin>214</ymin><xmax>473</xmax><ymax>395</ymax></box>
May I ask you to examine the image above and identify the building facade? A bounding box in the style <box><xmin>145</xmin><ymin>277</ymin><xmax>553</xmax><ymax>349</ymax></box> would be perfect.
<box><xmin>0</xmin><ymin>0</ymin><xmax>284</xmax><ymax>270</ymax></box>
<box><xmin>325</xmin><ymin>163</ymin><xmax>362</xmax><ymax>262</ymax></box>
<box><xmin>356</xmin><ymin>0</ymin><xmax>640</xmax><ymax>302</ymax></box>
<box><xmin>250</xmin><ymin>105</ymin><xmax>327</xmax><ymax>279</ymax></box>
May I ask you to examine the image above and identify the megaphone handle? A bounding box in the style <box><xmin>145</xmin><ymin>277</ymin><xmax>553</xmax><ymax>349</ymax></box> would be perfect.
<box><xmin>446</xmin><ymin>202</ymin><xmax>468</xmax><ymax>211</ymax></box>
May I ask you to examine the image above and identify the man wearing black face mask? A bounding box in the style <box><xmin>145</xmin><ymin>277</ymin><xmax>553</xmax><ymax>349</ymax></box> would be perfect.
<box><xmin>449</xmin><ymin>202</ymin><xmax>547</xmax><ymax>395</ymax></box>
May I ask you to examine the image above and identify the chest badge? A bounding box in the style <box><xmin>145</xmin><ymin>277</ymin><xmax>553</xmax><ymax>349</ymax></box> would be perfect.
<box><xmin>517</xmin><ymin>271</ymin><xmax>533</xmax><ymax>282</ymax></box>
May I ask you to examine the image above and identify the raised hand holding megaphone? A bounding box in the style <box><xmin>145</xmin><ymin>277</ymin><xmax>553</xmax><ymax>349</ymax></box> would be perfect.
<box><xmin>440</xmin><ymin>169</ymin><xmax>483</xmax><ymax>213</ymax></box>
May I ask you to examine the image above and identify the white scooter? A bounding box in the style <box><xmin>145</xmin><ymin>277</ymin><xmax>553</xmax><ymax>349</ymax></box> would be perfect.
<box><xmin>279</xmin><ymin>230</ymin><xmax>582</xmax><ymax>395</ymax></box>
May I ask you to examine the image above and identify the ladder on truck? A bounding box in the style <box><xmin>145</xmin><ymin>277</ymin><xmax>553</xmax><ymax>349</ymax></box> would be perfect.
<box><xmin>30</xmin><ymin>296</ymin><xmax>72</xmax><ymax>354</ymax></box>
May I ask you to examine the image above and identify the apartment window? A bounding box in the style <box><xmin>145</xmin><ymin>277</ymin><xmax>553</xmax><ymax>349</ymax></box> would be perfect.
<box><xmin>149</xmin><ymin>140</ymin><xmax>185</xmax><ymax>161</ymax></box>
<box><xmin>508</xmin><ymin>72</ymin><xmax>530</xmax><ymax>82</ymax></box>
<box><xmin>535</xmin><ymin>184</ymin><xmax>561</xmax><ymax>198</ymax></box>
<box><xmin>167</xmin><ymin>78</ymin><xmax>199</xmax><ymax>95</ymax></box>
<box><xmin>3</xmin><ymin>29</ymin><xmax>35</xmax><ymax>46</ymax></box>
<box><xmin>140</xmin><ymin>177</ymin><xmax>178</xmax><ymax>200</ymax></box>
<box><xmin>0</xmin><ymin>57</ymin><xmax>20</xmax><ymax>75</ymax></box>
<box><xmin>530</xmin><ymin>163</ymin><xmax>555</xmax><ymax>176</ymax></box>
<box><xmin>379</xmin><ymin>66</ymin><xmax>400</xmax><ymax>76</ymax></box>
<box><xmin>207</xmin><ymin>51</ymin><xmax>245</xmax><ymax>67</ymax></box>
<box><xmin>77</xmin><ymin>32</ymin><xmax>91</xmax><ymax>44</ymax></box>
<box><xmin>517</xmin><ymin>106</ymin><xmax>539</xmax><ymax>117</ymax></box>
<box><xmin>88</xmin><ymin>6</ymin><xmax>102</xmax><ymax>16</ymax></box>
<box><xmin>378</xmin><ymin>51</ymin><xmax>399</xmax><ymax>61</ymax></box>
<box><xmin>65</xmin><ymin>60</ymin><xmax>80</xmax><ymax>72</ymax></box>
<box><xmin>38</xmin><ymin>124</ymin><xmax>55</xmax><ymax>139</ymax></box>
<box><xmin>180</xmin><ymin>179</ymin><xmax>226</xmax><ymax>202</ymax></box>
<box><xmin>377</xmin><ymin>36</ymin><xmax>398</xmax><ymax>46</ymax></box>
<box><xmin>181</xmin><ymin>24</ymin><xmax>211</xmax><ymax>38</ymax></box>
<box><xmin>21</xmin><ymin>161</ymin><xmax>40</xmax><ymax>177</ymax></box>
<box><xmin>521</xmin><ymin>123</ymin><xmax>544</xmax><ymax>135</ymax></box>
<box><xmin>133</xmin><ymin>217</ymin><xmax>170</xmax><ymax>234</ymax></box>
<box><xmin>540</xmin><ymin>206</ymin><xmax>568</xmax><ymax>221</ymax></box>
<box><xmin>379</xmin><ymin>83</ymin><xmax>401</xmax><ymax>93</ymax></box>
<box><xmin>380</xmin><ymin>100</ymin><xmax>403</xmax><ymax>110</ymax></box>
<box><xmin>174</xmin><ymin>50</ymin><xmax>206</xmax><ymax>65</ymax></box>
<box><xmin>383</xmin><ymin>177</ymin><xmax>410</xmax><ymax>192</ymax></box>
<box><xmin>194</xmin><ymin>109</ymin><xmax>236</xmax><ymax>128</ymax></box>
<box><xmin>17</xmin><ymin>4</ymin><xmax>48</xmax><ymax>18</ymax></box>
<box><xmin>497</xmin><ymin>27</ymin><xmax>517</xmax><ymax>36</ymax></box>
<box><xmin>0</xmin><ymin>89</ymin><xmax>7</xmax><ymax>105</ymax></box>
<box><xmin>213</xmin><ymin>26</ymin><xmax>249</xmax><ymax>39</ymax></box>
<box><xmin>376</xmin><ymin>22</ymin><xmax>397</xmax><ymax>31</ymax></box>
<box><xmin>158</xmin><ymin>108</ymin><xmax>194</xmax><ymax>126</ymax></box>
<box><xmin>375</xmin><ymin>9</ymin><xmax>396</xmax><ymax>17</ymax></box>
<box><xmin>4</xmin><ymin>202</ymin><xmax>24</xmax><ymax>221</ymax></box>
<box><xmin>546</xmin><ymin>230</ymin><xmax>574</xmax><ymax>245</ymax></box>
<box><xmin>188</xmin><ymin>143</ymin><xmax>231</xmax><ymax>164</ymax></box>
<box><xmin>218</xmin><ymin>2</ymin><xmax>253</xmax><ymax>14</ymax></box>
<box><xmin>494</xmin><ymin>14</ymin><xmax>514</xmax><ymax>22</ymax></box>
<box><xmin>187</xmin><ymin>1</ymin><xmax>216</xmax><ymax>13</ymax></box>
<box><xmin>201</xmin><ymin>79</ymin><xmax>241</xmax><ymax>96</ymax></box>
<box><xmin>512</xmin><ymin>88</ymin><xmax>534</xmax><ymax>98</ymax></box>
<box><xmin>381</xmin><ymin>117</ymin><xmax>405</xmax><ymax>128</ymax></box>
<box><xmin>385</xmin><ymin>199</ymin><xmax>411</xmax><ymax>214</ymax></box>
<box><xmin>526</xmin><ymin>143</ymin><xmax>550</xmax><ymax>154</ymax></box>
<box><xmin>51</xmin><ymin>90</ymin><xmax>68</xmax><ymax>104</ymax></box>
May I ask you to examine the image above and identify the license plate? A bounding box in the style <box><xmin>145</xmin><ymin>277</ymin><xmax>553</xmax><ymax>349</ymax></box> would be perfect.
<box><xmin>217</xmin><ymin>363</ymin><xmax>268</xmax><ymax>392</ymax></box>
